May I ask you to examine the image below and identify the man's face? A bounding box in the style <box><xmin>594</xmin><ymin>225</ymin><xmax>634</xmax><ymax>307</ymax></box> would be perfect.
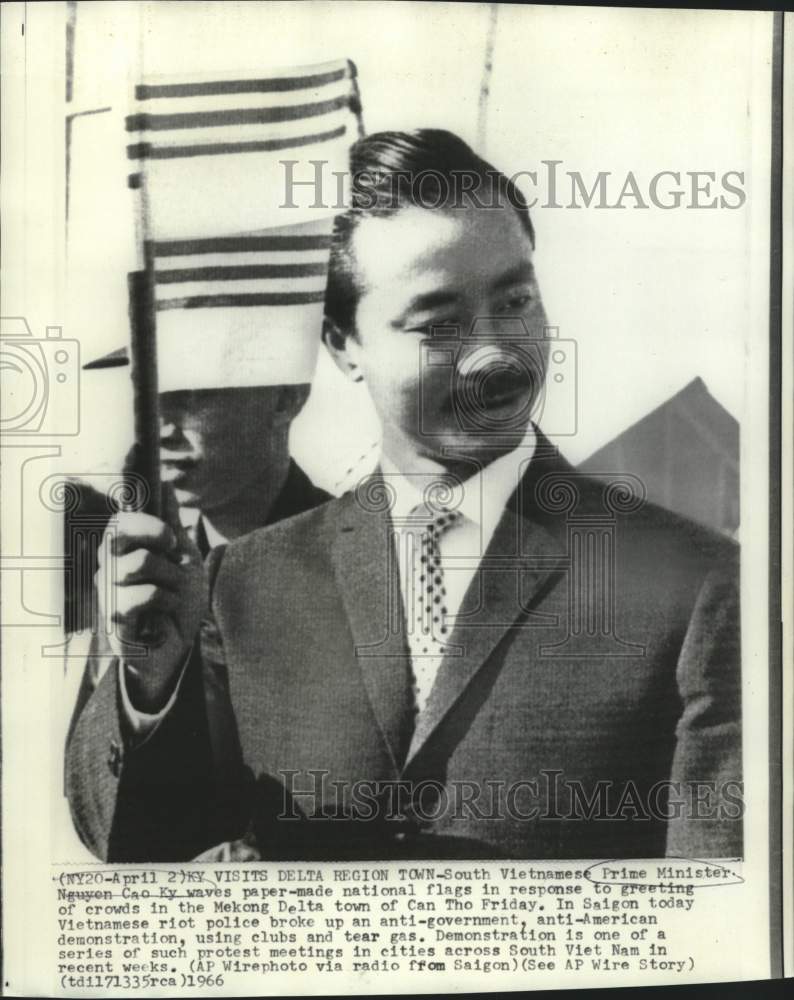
<box><xmin>339</xmin><ymin>203</ymin><xmax>548</xmax><ymax>466</ymax></box>
<box><xmin>159</xmin><ymin>386</ymin><xmax>289</xmax><ymax>511</ymax></box>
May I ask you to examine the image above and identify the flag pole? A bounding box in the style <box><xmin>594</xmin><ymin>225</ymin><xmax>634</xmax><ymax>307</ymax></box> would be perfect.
<box><xmin>127</xmin><ymin>254</ymin><xmax>161</xmax><ymax>518</ymax></box>
<box><xmin>126</xmin><ymin>11</ymin><xmax>161</xmax><ymax>519</ymax></box>
<box><xmin>124</xmin><ymin>15</ymin><xmax>166</xmax><ymax>646</ymax></box>
<box><xmin>127</xmin><ymin>248</ymin><xmax>168</xmax><ymax>648</ymax></box>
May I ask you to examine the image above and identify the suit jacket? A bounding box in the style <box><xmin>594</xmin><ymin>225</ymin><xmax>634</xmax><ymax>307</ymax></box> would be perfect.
<box><xmin>66</xmin><ymin>438</ymin><xmax>742</xmax><ymax>861</ymax></box>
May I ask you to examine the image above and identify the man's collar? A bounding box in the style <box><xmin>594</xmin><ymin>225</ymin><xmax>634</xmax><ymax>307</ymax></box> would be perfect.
<box><xmin>380</xmin><ymin>425</ymin><xmax>537</xmax><ymax>532</ymax></box>
<box><xmin>178</xmin><ymin>506</ymin><xmax>229</xmax><ymax>551</ymax></box>
<box><xmin>199</xmin><ymin>513</ymin><xmax>228</xmax><ymax>550</ymax></box>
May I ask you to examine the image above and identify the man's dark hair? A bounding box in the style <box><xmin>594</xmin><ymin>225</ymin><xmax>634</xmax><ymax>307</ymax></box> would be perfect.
<box><xmin>325</xmin><ymin>129</ymin><xmax>535</xmax><ymax>337</ymax></box>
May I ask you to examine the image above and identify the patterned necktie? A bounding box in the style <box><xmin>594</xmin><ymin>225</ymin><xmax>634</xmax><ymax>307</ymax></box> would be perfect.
<box><xmin>406</xmin><ymin>505</ymin><xmax>462</xmax><ymax>714</ymax></box>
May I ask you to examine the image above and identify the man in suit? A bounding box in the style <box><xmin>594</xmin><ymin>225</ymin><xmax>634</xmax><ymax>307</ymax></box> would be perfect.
<box><xmin>66</xmin><ymin>129</ymin><xmax>742</xmax><ymax>862</ymax></box>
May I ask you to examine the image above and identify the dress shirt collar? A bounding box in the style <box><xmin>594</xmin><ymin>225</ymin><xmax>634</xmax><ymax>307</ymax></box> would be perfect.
<box><xmin>199</xmin><ymin>514</ymin><xmax>228</xmax><ymax>550</ymax></box>
<box><xmin>380</xmin><ymin>424</ymin><xmax>537</xmax><ymax>538</ymax></box>
<box><xmin>178</xmin><ymin>506</ymin><xmax>229</xmax><ymax>551</ymax></box>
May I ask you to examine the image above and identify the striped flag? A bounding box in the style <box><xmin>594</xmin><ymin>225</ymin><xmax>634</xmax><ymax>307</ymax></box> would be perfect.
<box><xmin>128</xmin><ymin>59</ymin><xmax>361</xmax><ymax>239</ymax></box>
<box><xmin>150</xmin><ymin>218</ymin><xmax>334</xmax><ymax>390</ymax></box>
<box><xmin>125</xmin><ymin>59</ymin><xmax>363</xmax><ymax>390</ymax></box>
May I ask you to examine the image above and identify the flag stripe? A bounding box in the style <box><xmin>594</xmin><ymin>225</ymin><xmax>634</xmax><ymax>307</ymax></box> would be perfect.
<box><xmin>152</xmin><ymin>235</ymin><xmax>333</xmax><ymax>256</ymax></box>
<box><xmin>128</xmin><ymin>115</ymin><xmax>348</xmax><ymax>154</ymax></box>
<box><xmin>155</xmin><ymin>249</ymin><xmax>330</xmax><ymax>269</ymax></box>
<box><xmin>128</xmin><ymin>110</ymin><xmax>349</xmax><ymax>151</ymax></box>
<box><xmin>132</xmin><ymin>78</ymin><xmax>354</xmax><ymax>117</ymax></box>
<box><xmin>135</xmin><ymin>66</ymin><xmax>350</xmax><ymax>101</ymax></box>
<box><xmin>155</xmin><ymin>263</ymin><xmax>328</xmax><ymax>283</ymax></box>
<box><xmin>156</xmin><ymin>291</ymin><xmax>327</xmax><ymax>310</ymax></box>
<box><xmin>154</xmin><ymin>276</ymin><xmax>325</xmax><ymax>298</ymax></box>
<box><xmin>127</xmin><ymin>124</ymin><xmax>347</xmax><ymax>160</ymax></box>
<box><xmin>126</xmin><ymin>95</ymin><xmax>350</xmax><ymax>133</ymax></box>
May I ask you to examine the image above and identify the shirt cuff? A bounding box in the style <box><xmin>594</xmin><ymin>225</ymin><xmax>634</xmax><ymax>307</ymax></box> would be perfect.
<box><xmin>118</xmin><ymin>646</ymin><xmax>192</xmax><ymax>739</ymax></box>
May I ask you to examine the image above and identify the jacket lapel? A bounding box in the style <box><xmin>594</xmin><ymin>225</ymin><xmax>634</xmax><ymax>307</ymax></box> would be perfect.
<box><xmin>405</xmin><ymin>441</ymin><xmax>572</xmax><ymax>765</ymax></box>
<box><xmin>330</xmin><ymin>481</ymin><xmax>415</xmax><ymax>773</ymax></box>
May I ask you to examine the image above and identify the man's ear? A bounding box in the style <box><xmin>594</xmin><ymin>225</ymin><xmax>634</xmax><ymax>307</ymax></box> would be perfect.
<box><xmin>322</xmin><ymin>317</ymin><xmax>364</xmax><ymax>383</ymax></box>
<box><xmin>273</xmin><ymin>384</ymin><xmax>310</xmax><ymax>425</ymax></box>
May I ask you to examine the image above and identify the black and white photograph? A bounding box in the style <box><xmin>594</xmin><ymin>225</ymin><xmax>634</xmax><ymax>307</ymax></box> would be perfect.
<box><xmin>1</xmin><ymin>1</ymin><xmax>788</xmax><ymax>994</ymax></box>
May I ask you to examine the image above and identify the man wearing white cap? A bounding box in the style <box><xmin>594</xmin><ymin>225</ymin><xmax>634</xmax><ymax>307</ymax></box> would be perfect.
<box><xmin>76</xmin><ymin>341</ymin><xmax>328</xmax><ymax>558</ymax></box>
